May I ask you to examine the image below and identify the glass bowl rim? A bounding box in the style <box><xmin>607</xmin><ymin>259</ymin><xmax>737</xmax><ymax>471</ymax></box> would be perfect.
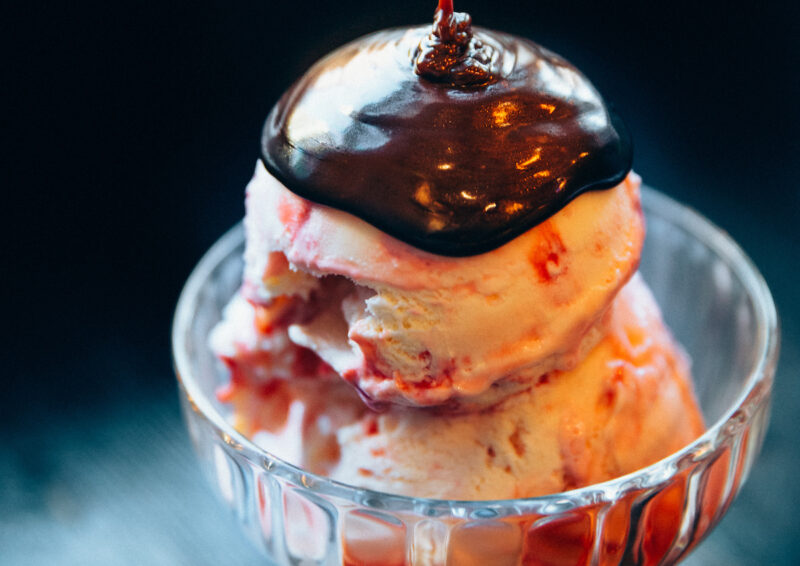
<box><xmin>172</xmin><ymin>186</ymin><xmax>779</xmax><ymax>515</ymax></box>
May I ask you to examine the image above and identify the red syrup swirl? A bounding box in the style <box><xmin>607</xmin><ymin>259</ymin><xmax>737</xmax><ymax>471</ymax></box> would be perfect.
<box><xmin>260</xmin><ymin>2</ymin><xmax>632</xmax><ymax>257</ymax></box>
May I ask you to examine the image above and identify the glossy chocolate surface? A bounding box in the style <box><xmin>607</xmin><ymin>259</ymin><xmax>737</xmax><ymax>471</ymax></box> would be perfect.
<box><xmin>261</xmin><ymin>20</ymin><xmax>632</xmax><ymax>256</ymax></box>
<box><xmin>413</xmin><ymin>4</ymin><xmax>496</xmax><ymax>87</ymax></box>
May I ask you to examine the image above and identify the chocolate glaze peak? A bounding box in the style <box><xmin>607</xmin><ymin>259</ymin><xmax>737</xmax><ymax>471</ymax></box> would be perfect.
<box><xmin>413</xmin><ymin>1</ymin><xmax>496</xmax><ymax>87</ymax></box>
<box><xmin>261</xmin><ymin>5</ymin><xmax>632</xmax><ymax>257</ymax></box>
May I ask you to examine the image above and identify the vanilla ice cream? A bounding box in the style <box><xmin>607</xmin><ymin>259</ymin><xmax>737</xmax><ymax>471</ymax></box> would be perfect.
<box><xmin>241</xmin><ymin>161</ymin><xmax>645</xmax><ymax>408</ymax></box>
<box><xmin>214</xmin><ymin>268</ymin><xmax>702</xmax><ymax>499</ymax></box>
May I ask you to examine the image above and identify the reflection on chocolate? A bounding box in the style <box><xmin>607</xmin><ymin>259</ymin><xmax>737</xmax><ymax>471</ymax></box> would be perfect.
<box><xmin>261</xmin><ymin>12</ymin><xmax>632</xmax><ymax>256</ymax></box>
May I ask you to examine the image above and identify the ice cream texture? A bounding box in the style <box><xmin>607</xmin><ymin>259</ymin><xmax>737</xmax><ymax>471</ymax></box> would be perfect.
<box><xmin>210</xmin><ymin>1</ymin><xmax>703</xmax><ymax>501</ymax></box>
<box><xmin>211</xmin><ymin>167</ymin><xmax>703</xmax><ymax>498</ymax></box>
<box><xmin>241</xmin><ymin>162</ymin><xmax>645</xmax><ymax>409</ymax></box>
<box><xmin>331</xmin><ymin>274</ymin><xmax>702</xmax><ymax>499</ymax></box>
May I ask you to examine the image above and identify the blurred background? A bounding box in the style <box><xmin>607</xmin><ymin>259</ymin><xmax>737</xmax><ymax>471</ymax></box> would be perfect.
<box><xmin>3</xmin><ymin>1</ymin><xmax>798</xmax><ymax>564</ymax></box>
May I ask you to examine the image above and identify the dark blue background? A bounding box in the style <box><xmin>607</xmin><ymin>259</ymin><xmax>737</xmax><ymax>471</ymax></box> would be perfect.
<box><xmin>3</xmin><ymin>1</ymin><xmax>798</xmax><ymax>564</ymax></box>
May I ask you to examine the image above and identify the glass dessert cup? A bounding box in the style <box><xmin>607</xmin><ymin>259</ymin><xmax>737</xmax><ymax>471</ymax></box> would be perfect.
<box><xmin>172</xmin><ymin>187</ymin><xmax>778</xmax><ymax>566</ymax></box>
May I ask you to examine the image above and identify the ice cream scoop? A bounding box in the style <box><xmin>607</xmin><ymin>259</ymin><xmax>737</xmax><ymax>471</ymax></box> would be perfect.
<box><xmin>213</xmin><ymin>275</ymin><xmax>703</xmax><ymax>499</ymax></box>
<box><xmin>261</xmin><ymin>1</ymin><xmax>632</xmax><ymax>256</ymax></box>
<box><xmin>329</xmin><ymin>275</ymin><xmax>703</xmax><ymax>499</ymax></box>
<box><xmin>238</xmin><ymin>0</ymin><xmax>645</xmax><ymax>408</ymax></box>
<box><xmin>242</xmin><ymin>162</ymin><xmax>644</xmax><ymax>408</ymax></box>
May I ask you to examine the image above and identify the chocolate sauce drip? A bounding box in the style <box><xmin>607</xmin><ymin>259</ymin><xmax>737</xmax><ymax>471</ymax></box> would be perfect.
<box><xmin>413</xmin><ymin>1</ymin><xmax>496</xmax><ymax>86</ymax></box>
<box><xmin>261</xmin><ymin>10</ymin><xmax>632</xmax><ymax>257</ymax></box>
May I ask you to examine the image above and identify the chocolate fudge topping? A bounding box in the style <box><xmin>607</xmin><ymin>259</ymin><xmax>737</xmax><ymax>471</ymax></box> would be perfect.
<box><xmin>261</xmin><ymin>1</ymin><xmax>632</xmax><ymax>256</ymax></box>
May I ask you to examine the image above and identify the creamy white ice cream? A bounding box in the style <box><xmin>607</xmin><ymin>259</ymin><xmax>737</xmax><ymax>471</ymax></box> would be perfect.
<box><xmin>241</xmin><ymin>161</ymin><xmax>645</xmax><ymax>408</ymax></box>
<box><xmin>213</xmin><ymin>275</ymin><xmax>703</xmax><ymax>499</ymax></box>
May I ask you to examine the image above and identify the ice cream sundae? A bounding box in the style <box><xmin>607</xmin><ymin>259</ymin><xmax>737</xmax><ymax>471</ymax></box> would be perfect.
<box><xmin>210</xmin><ymin>0</ymin><xmax>704</xmax><ymax>501</ymax></box>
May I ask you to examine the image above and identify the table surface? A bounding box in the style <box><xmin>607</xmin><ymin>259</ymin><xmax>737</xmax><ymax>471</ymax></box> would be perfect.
<box><xmin>3</xmin><ymin>1</ymin><xmax>798</xmax><ymax>564</ymax></box>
